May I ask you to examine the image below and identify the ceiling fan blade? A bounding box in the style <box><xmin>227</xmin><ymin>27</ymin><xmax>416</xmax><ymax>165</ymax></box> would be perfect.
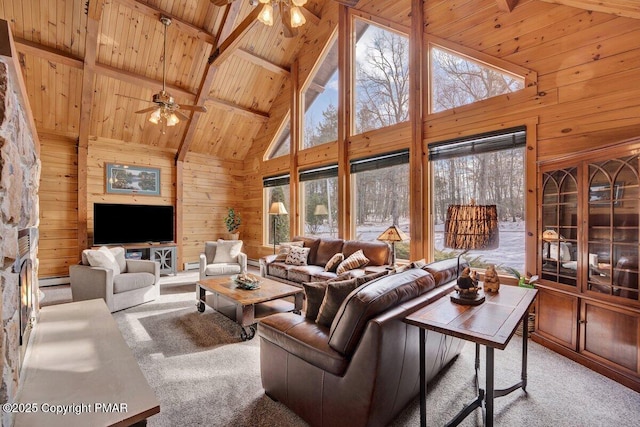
<box><xmin>173</xmin><ymin>110</ymin><xmax>190</xmax><ymax>121</ymax></box>
<box><xmin>209</xmin><ymin>0</ymin><xmax>232</xmax><ymax>5</ymax></box>
<box><xmin>135</xmin><ymin>106</ymin><xmax>159</xmax><ymax>114</ymax></box>
<box><xmin>117</xmin><ymin>93</ymin><xmax>154</xmax><ymax>103</ymax></box>
<box><xmin>178</xmin><ymin>104</ymin><xmax>207</xmax><ymax>113</ymax></box>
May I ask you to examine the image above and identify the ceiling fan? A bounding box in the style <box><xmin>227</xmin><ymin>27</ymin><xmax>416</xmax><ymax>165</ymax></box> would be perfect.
<box><xmin>119</xmin><ymin>16</ymin><xmax>207</xmax><ymax>133</ymax></box>
<box><xmin>210</xmin><ymin>0</ymin><xmax>309</xmax><ymax>38</ymax></box>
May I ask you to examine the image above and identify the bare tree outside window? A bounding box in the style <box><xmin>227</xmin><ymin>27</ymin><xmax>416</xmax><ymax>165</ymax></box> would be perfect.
<box><xmin>355</xmin><ymin>21</ymin><xmax>409</xmax><ymax>134</ymax></box>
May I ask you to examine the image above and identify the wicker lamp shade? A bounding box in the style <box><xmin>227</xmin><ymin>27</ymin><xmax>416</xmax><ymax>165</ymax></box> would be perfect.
<box><xmin>444</xmin><ymin>203</ymin><xmax>499</xmax><ymax>250</ymax></box>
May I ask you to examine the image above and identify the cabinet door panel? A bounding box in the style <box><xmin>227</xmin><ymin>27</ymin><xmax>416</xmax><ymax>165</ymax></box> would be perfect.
<box><xmin>581</xmin><ymin>300</ymin><xmax>639</xmax><ymax>373</ymax></box>
<box><xmin>536</xmin><ymin>289</ymin><xmax>578</xmax><ymax>350</ymax></box>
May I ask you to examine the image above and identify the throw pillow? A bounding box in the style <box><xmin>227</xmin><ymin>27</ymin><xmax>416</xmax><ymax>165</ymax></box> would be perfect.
<box><xmin>355</xmin><ymin>269</ymin><xmax>389</xmax><ymax>286</ymax></box>
<box><xmin>275</xmin><ymin>241</ymin><xmax>304</xmax><ymax>262</ymax></box>
<box><xmin>285</xmin><ymin>246</ymin><xmax>310</xmax><ymax>266</ymax></box>
<box><xmin>336</xmin><ymin>249</ymin><xmax>370</xmax><ymax>275</ymax></box>
<box><xmin>302</xmin><ymin>281</ymin><xmax>328</xmax><ymax>321</ymax></box>
<box><xmin>85</xmin><ymin>246</ymin><xmax>121</xmax><ymax>275</ymax></box>
<box><xmin>110</xmin><ymin>247</ymin><xmax>127</xmax><ymax>273</ymax></box>
<box><xmin>315</xmin><ymin>278</ymin><xmax>359</xmax><ymax>327</ymax></box>
<box><xmin>213</xmin><ymin>239</ymin><xmax>243</xmax><ymax>264</ymax></box>
<box><xmin>324</xmin><ymin>253</ymin><xmax>344</xmax><ymax>272</ymax></box>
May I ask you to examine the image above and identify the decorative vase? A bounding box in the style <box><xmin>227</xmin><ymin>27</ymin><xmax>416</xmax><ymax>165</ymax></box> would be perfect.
<box><xmin>229</xmin><ymin>232</ymin><xmax>240</xmax><ymax>240</ymax></box>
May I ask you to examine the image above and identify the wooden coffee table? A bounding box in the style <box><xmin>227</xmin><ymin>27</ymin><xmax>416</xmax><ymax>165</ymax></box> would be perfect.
<box><xmin>196</xmin><ymin>276</ymin><xmax>303</xmax><ymax>340</ymax></box>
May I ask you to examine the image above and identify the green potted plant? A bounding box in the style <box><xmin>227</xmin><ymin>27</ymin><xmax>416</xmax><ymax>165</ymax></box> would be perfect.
<box><xmin>224</xmin><ymin>207</ymin><xmax>241</xmax><ymax>239</ymax></box>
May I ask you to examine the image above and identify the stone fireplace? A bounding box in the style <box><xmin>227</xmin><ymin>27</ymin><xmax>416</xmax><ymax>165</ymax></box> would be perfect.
<box><xmin>0</xmin><ymin>20</ymin><xmax>41</xmax><ymax>427</ymax></box>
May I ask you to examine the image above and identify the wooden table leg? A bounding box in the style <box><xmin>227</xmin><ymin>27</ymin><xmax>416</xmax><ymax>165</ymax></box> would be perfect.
<box><xmin>420</xmin><ymin>329</ymin><xmax>426</xmax><ymax>427</ymax></box>
<box><xmin>293</xmin><ymin>292</ymin><xmax>303</xmax><ymax>314</ymax></box>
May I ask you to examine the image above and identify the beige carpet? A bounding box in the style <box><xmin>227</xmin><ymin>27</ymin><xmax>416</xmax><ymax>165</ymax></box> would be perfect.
<box><xmin>43</xmin><ymin>274</ymin><xmax>640</xmax><ymax>426</ymax></box>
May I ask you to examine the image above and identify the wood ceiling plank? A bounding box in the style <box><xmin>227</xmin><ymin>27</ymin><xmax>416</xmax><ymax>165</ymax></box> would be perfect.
<box><xmin>495</xmin><ymin>0</ymin><xmax>520</xmax><ymax>12</ymax></box>
<box><xmin>539</xmin><ymin>0</ymin><xmax>640</xmax><ymax>20</ymax></box>
<box><xmin>114</xmin><ymin>0</ymin><xmax>217</xmax><ymax>45</ymax></box>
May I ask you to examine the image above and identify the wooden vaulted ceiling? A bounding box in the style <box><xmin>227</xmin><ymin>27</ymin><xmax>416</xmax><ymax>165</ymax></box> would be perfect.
<box><xmin>1</xmin><ymin>0</ymin><xmax>638</xmax><ymax>162</ymax></box>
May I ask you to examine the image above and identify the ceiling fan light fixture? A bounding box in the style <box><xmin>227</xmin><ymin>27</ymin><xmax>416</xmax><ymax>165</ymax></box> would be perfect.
<box><xmin>148</xmin><ymin>109</ymin><xmax>161</xmax><ymax>124</ymax></box>
<box><xmin>291</xmin><ymin>0</ymin><xmax>307</xmax><ymax>6</ymax></box>
<box><xmin>290</xmin><ymin>6</ymin><xmax>306</xmax><ymax>28</ymax></box>
<box><xmin>166</xmin><ymin>112</ymin><xmax>180</xmax><ymax>127</ymax></box>
<box><xmin>258</xmin><ymin>3</ymin><xmax>274</xmax><ymax>26</ymax></box>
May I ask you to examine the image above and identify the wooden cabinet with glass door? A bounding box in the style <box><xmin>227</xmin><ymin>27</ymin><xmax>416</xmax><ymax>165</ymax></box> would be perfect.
<box><xmin>536</xmin><ymin>138</ymin><xmax>640</xmax><ymax>393</ymax></box>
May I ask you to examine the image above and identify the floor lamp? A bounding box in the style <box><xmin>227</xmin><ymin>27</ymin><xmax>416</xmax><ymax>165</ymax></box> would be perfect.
<box><xmin>269</xmin><ymin>202</ymin><xmax>288</xmax><ymax>254</ymax></box>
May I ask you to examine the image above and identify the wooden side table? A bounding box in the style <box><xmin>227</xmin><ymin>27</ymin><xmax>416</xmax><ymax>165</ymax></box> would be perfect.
<box><xmin>404</xmin><ymin>285</ymin><xmax>537</xmax><ymax>427</ymax></box>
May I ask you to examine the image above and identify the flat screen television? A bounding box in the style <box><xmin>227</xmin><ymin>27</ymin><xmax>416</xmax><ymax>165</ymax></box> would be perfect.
<box><xmin>93</xmin><ymin>203</ymin><xmax>174</xmax><ymax>245</ymax></box>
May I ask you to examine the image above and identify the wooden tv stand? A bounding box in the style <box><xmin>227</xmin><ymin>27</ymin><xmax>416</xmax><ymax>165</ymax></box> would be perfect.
<box><xmin>15</xmin><ymin>299</ymin><xmax>160</xmax><ymax>426</ymax></box>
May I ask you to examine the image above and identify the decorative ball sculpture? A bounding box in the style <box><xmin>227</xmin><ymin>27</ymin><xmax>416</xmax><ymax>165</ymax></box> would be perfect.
<box><xmin>483</xmin><ymin>264</ymin><xmax>500</xmax><ymax>292</ymax></box>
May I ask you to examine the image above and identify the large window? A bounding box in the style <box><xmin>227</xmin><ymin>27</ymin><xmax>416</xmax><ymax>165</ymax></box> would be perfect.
<box><xmin>351</xmin><ymin>150</ymin><xmax>410</xmax><ymax>259</ymax></box>
<box><xmin>265</xmin><ymin>115</ymin><xmax>291</xmax><ymax>160</ymax></box>
<box><xmin>263</xmin><ymin>174</ymin><xmax>291</xmax><ymax>246</ymax></box>
<box><xmin>300</xmin><ymin>165</ymin><xmax>338</xmax><ymax>238</ymax></box>
<box><xmin>354</xmin><ymin>18</ymin><xmax>409</xmax><ymax>134</ymax></box>
<box><xmin>430</xmin><ymin>128</ymin><xmax>526</xmax><ymax>272</ymax></box>
<box><xmin>303</xmin><ymin>35</ymin><xmax>339</xmax><ymax>149</ymax></box>
<box><xmin>430</xmin><ymin>45</ymin><xmax>524</xmax><ymax>113</ymax></box>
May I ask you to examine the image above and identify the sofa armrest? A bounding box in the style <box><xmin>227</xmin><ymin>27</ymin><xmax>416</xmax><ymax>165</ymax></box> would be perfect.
<box><xmin>199</xmin><ymin>253</ymin><xmax>207</xmax><ymax>281</ymax></box>
<box><xmin>126</xmin><ymin>259</ymin><xmax>160</xmax><ymax>284</ymax></box>
<box><xmin>238</xmin><ymin>252</ymin><xmax>248</xmax><ymax>273</ymax></box>
<box><xmin>69</xmin><ymin>264</ymin><xmax>114</xmax><ymax>304</ymax></box>
<box><xmin>260</xmin><ymin>254</ymin><xmax>278</xmax><ymax>277</ymax></box>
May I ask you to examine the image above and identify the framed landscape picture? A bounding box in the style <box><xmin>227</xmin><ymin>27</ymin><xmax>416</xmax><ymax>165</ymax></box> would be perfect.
<box><xmin>106</xmin><ymin>163</ymin><xmax>161</xmax><ymax>196</ymax></box>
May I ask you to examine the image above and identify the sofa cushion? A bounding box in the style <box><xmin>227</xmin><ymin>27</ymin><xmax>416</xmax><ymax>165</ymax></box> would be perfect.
<box><xmin>213</xmin><ymin>239</ymin><xmax>242</xmax><ymax>263</ymax></box>
<box><xmin>259</xmin><ymin>312</ymin><xmax>349</xmax><ymax>375</ymax></box>
<box><xmin>329</xmin><ymin>268</ymin><xmax>436</xmax><ymax>356</ymax></box>
<box><xmin>84</xmin><ymin>246</ymin><xmax>121</xmax><ymax>275</ymax></box>
<box><xmin>336</xmin><ymin>249</ymin><xmax>369</xmax><ymax>275</ymax></box>
<box><xmin>285</xmin><ymin>246</ymin><xmax>310</xmax><ymax>266</ymax></box>
<box><xmin>316</xmin><ymin>278</ymin><xmax>359</xmax><ymax>327</ymax></box>
<box><xmin>324</xmin><ymin>252</ymin><xmax>344</xmax><ymax>272</ymax></box>
<box><xmin>421</xmin><ymin>258</ymin><xmax>467</xmax><ymax>287</ymax></box>
<box><xmin>275</xmin><ymin>241</ymin><xmax>304</xmax><ymax>261</ymax></box>
<box><xmin>316</xmin><ymin>238</ymin><xmax>344</xmax><ymax>266</ymax></box>
<box><xmin>268</xmin><ymin>261</ymin><xmax>292</xmax><ymax>280</ymax></box>
<box><xmin>111</xmin><ymin>247</ymin><xmax>128</xmax><ymax>273</ymax></box>
<box><xmin>288</xmin><ymin>265</ymin><xmax>325</xmax><ymax>283</ymax></box>
<box><xmin>312</xmin><ymin>270</ymin><xmax>339</xmax><ymax>282</ymax></box>
<box><xmin>342</xmin><ymin>240</ymin><xmax>390</xmax><ymax>266</ymax></box>
<box><xmin>302</xmin><ymin>281</ymin><xmax>327</xmax><ymax>320</ymax></box>
<box><xmin>293</xmin><ymin>236</ymin><xmax>321</xmax><ymax>265</ymax></box>
<box><xmin>113</xmin><ymin>272</ymin><xmax>155</xmax><ymax>294</ymax></box>
<box><xmin>205</xmin><ymin>263</ymin><xmax>242</xmax><ymax>276</ymax></box>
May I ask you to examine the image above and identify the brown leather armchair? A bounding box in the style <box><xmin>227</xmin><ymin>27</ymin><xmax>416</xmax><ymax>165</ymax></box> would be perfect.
<box><xmin>258</xmin><ymin>259</ymin><xmax>465</xmax><ymax>427</ymax></box>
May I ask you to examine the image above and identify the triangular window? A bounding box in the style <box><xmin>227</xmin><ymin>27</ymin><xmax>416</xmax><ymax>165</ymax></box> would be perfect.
<box><xmin>265</xmin><ymin>114</ymin><xmax>291</xmax><ymax>160</ymax></box>
<box><xmin>430</xmin><ymin>45</ymin><xmax>524</xmax><ymax>113</ymax></box>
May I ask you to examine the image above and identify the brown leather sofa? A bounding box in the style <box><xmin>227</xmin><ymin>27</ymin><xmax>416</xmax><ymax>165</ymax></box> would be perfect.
<box><xmin>260</xmin><ymin>236</ymin><xmax>391</xmax><ymax>286</ymax></box>
<box><xmin>258</xmin><ymin>259</ymin><xmax>466</xmax><ymax>427</ymax></box>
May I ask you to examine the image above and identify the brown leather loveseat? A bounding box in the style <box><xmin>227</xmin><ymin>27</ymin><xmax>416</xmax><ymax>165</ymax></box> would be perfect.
<box><xmin>258</xmin><ymin>259</ymin><xmax>466</xmax><ymax>427</ymax></box>
<box><xmin>260</xmin><ymin>236</ymin><xmax>391</xmax><ymax>286</ymax></box>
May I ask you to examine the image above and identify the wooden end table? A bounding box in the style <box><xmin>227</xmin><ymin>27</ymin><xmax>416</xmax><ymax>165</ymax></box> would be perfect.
<box><xmin>404</xmin><ymin>285</ymin><xmax>537</xmax><ymax>427</ymax></box>
<box><xmin>196</xmin><ymin>276</ymin><xmax>303</xmax><ymax>341</ymax></box>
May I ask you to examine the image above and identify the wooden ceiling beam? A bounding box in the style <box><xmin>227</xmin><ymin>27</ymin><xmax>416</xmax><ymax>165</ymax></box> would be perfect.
<box><xmin>176</xmin><ymin>4</ymin><xmax>265</xmax><ymax>162</ymax></box>
<box><xmin>538</xmin><ymin>0</ymin><xmax>640</xmax><ymax>19</ymax></box>
<box><xmin>114</xmin><ymin>0</ymin><xmax>217</xmax><ymax>45</ymax></box>
<box><xmin>95</xmin><ymin>63</ymin><xmax>196</xmax><ymax>100</ymax></box>
<box><xmin>495</xmin><ymin>0</ymin><xmax>519</xmax><ymax>12</ymax></box>
<box><xmin>14</xmin><ymin>38</ymin><xmax>83</xmax><ymax>69</ymax></box>
<box><xmin>234</xmin><ymin>48</ymin><xmax>290</xmax><ymax>76</ymax></box>
<box><xmin>206</xmin><ymin>96</ymin><xmax>269</xmax><ymax>121</ymax></box>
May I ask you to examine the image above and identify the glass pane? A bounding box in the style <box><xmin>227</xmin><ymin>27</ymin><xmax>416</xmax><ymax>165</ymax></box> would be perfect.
<box><xmin>354</xmin><ymin>162</ymin><xmax>409</xmax><ymax>259</ymax></box>
<box><xmin>265</xmin><ymin>186</ymin><xmax>290</xmax><ymax>246</ymax></box>
<box><xmin>303</xmin><ymin>36</ymin><xmax>339</xmax><ymax>149</ymax></box>
<box><xmin>354</xmin><ymin>19</ymin><xmax>409</xmax><ymax>134</ymax></box>
<box><xmin>266</xmin><ymin>118</ymin><xmax>291</xmax><ymax>160</ymax></box>
<box><xmin>430</xmin><ymin>46</ymin><xmax>524</xmax><ymax>113</ymax></box>
<box><xmin>432</xmin><ymin>147</ymin><xmax>525</xmax><ymax>272</ymax></box>
<box><xmin>301</xmin><ymin>177</ymin><xmax>338</xmax><ymax>238</ymax></box>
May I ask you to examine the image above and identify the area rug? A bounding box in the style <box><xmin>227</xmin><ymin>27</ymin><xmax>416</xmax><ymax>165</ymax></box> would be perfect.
<box><xmin>113</xmin><ymin>281</ymin><xmax>640</xmax><ymax>427</ymax></box>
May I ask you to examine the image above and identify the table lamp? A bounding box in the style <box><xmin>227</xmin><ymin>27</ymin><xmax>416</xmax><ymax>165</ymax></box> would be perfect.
<box><xmin>444</xmin><ymin>200</ymin><xmax>499</xmax><ymax>305</ymax></box>
<box><xmin>269</xmin><ymin>202</ymin><xmax>288</xmax><ymax>254</ymax></box>
<box><xmin>376</xmin><ymin>225</ymin><xmax>409</xmax><ymax>267</ymax></box>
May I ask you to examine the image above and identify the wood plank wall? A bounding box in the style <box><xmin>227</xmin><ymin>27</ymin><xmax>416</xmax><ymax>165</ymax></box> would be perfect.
<box><xmin>39</xmin><ymin>134</ymin><xmax>78</xmax><ymax>278</ymax></box>
<box><xmin>239</xmin><ymin>0</ymin><xmax>640</xmax><ymax>276</ymax></box>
